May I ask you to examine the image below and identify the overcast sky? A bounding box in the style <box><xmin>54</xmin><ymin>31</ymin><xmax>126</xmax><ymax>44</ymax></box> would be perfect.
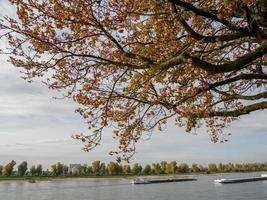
<box><xmin>0</xmin><ymin>0</ymin><xmax>267</xmax><ymax>169</ymax></box>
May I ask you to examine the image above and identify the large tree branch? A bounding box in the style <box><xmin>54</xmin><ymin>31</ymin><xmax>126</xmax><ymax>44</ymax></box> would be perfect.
<box><xmin>207</xmin><ymin>101</ymin><xmax>267</xmax><ymax>117</ymax></box>
<box><xmin>153</xmin><ymin>41</ymin><xmax>267</xmax><ymax>73</ymax></box>
<box><xmin>179</xmin><ymin>18</ymin><xmax>248</xmax><ymax>43</ymax></box>
<box><xmin>1</xmin><ymin>23</ymin><xmax>152</xmax><ymax>71</ymax></box>
<box><xmin>213</xmin><ymin>90</ymin><xmax>267</xmax><ymax>101</ymax></box>
<box><xmin>90</xmin><ymin>8</ymin><xmax>153</xmax><ymax>64</ymax></box>
<box><xmin>173</xmin><ymin>73</ymin><xmax>267</xmax><ymax>108</ymax></box>
<box><xmin>185</xmin><ymin>41</ymin><xmax>267</xmax><ymax>74</ymax></box>
<box><xmin>169</xmin><ymin>0</ymin><xmax>248</xmax><ymax>32</ymax></box>
<box><xmin>209</xmin><ymin>73</ymin><xmax>267</xmax><ymax>88</ymax></box>
<box><xmin>257</xmin><ymin>0</ymin><xmax>267</xmax><ymax>28</ymax></box>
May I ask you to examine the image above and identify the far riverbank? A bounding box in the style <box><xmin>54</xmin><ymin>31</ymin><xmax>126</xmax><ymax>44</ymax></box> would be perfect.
<box><xmin>0</xmin><ymin>171</ymin><xmax>265</xmax><ymax>183</ymax></box>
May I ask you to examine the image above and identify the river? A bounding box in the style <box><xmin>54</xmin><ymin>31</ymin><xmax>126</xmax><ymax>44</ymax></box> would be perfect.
<box><xmin>1</xmin><ymin>172</ymin><xmax>267</xmax><ymax>200</ymax></box>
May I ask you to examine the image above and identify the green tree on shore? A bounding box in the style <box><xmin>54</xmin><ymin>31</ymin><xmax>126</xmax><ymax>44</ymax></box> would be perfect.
<box><xmin>74</xmin><ymin>164</ymin><xmax>89</xmax><ymax>176</ymax></box>
<box><xmin>132</xmin><ymin>164</ymin><xmax>142</xmax><ymax>175</ymax></box>
<box><xmin>3</xmin><ymin>160</ymin><xmax>16</xmax><ymax>177</ymax></box>
<box><xmin>92</xmin><ymin>161</ymin><xmax>106</xmax><ymax>176</ymax></box>
<box><xmin>0</xmin><ymin>165</ymin><xmax>3</xmax><ymax>175</ymax></box>
<box><xmin>87</xmin><ymin>166</ymin><xmax>93</xmax><ymax>175</ymax></box>
<box><xmin>191</xmin><ymin>164</ymin><xmax>200</xmax><ymax>173</ymax></box>
<box><xmin>107</xmin><ymin>162</ymin><xmax>120</xmax><ymax>175</ymax></box>
<box><xmin>1</xmin><ymin>160</ymin><xmax>267</xmax><ymax>178</ymax></box>
<box><xmin>178</xmin><ymin>163</ymin><xmax>189</xmax><ymax>173</ymax></box>
<box><xmin>208</xmin><ymin>163</ymin><xmax>218</xmax><ymax>173</ymax></box>
<box><xmin>17</xmin><ymin>161</ymin><xmax>28</xmax><ymax>176</ymax></box>
<box><xmin>160</xmin><ymin>161</ymin><xmax>168</xmax><ymax>174</ymax></box>
<box><xmin>142</xmin><ymin>165</ymin><xmax>152</xmax><ymax>175</ymax></box>
<box><xmin>29</xmin><ymin>166</ymin><xmax>36</xmax><ymax>176</ymax></box>
<box><xmin>152</xmin><ymin>163</ymin><xmax>162</xmax><ymax>175</ymax></box>
<box><xmin>224</xmin><ymin>163</ymin><xmax>235</xmax><ymax>172</ymax></box>
<box><xmin>122</xmin><ymin>165</ymin><xmax>131</xmax><ymax>175</ymax></box>
<box><xmin>36</xmin><ymin>164</ymin><xmax>43</xmax><ymax>176</ymax></box>
<box><xmin>51</xmin><ymin>162</ymin><xmax>64</xmax><ymax>176</ymax></box>
<box><xmin>166</xmin><ymin>161</ymin><xmax>177</xmax><ymax>174</ymax></box>
<box><xmin>218</xmin><ymin>163</ymin><xmax>227</xmax><ymax>173</ymax></box>
<box><xmin>63</xmin><ymin>165</ymin><xmax>69</xmax><ymax>175</ymax></box>
<box><xmin>198</xmin><ymin>165</ymin><xmax>207</xmax><ymax>173</ymax></box>
<box><xmin>100</xmin><ymin>163</ymin><xmax>107</xmax><ymax>176</ymax></box>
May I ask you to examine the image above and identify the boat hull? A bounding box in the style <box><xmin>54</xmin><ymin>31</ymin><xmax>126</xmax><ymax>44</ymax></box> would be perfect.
<box><xmin>214</xmin><ymin>176</ymin><xmax>267</xmax><ymax>184</ymax></box>
<box><xmin>132</xmin><ymin>178</ymin><xmax>197</xmax><ymax>185</ymax></box>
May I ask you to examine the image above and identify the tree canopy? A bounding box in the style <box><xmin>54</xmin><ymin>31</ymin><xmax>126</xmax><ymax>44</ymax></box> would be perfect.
<box><xmin>0</xmin><ymin>0</ymin><xmax>266</xmax><ymax>161</ymax></box>
<box><xmin>3</xmin><ymin>160</ymin><xmax>16</xmax><ymax>176</ymax></box>
<box><xmin>1</xmin><ymin>160</ymin><xmax>267</xmax><ymax>177</ymax></box>
<box><xmin>17</xmin><ymin>161</ymin><xmax>28</xmax><ymax>176</ymax></box>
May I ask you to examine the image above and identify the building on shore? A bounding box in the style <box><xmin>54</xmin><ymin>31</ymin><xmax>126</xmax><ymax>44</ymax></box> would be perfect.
<box><xmin>69</xmin><ymin>164</ymin><xmax>79</xmax><ymax>174</ymax></box>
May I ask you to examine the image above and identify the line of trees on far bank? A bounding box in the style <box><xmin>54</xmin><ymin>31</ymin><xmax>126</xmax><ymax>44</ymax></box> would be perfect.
<box><xmin>0</xmin><ymin>160</ymin><xmax>267</xmax><ymax>177</ymax></box>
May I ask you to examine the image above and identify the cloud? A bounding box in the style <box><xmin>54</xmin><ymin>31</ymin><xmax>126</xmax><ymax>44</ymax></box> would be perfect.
<box><xmin>0</xmin><ymin>0</ymin><xmax>16</xmax><ymax>18</ymax></box>
<box><xmin>0</xmin><ymin>139</ymin><xmax>70</xmax><ymax>148</ymax></box>
<box><xmin>0</xmin><ymin>142</ymin><xmax>29</xmax><ymax>147</ymax></box>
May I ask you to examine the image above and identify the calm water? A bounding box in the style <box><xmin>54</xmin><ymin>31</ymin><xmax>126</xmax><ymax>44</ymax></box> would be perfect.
<box><xmin>1</xmin><ymin>172</ymin><xmax>267</xmax><ymax>200</ymax></box>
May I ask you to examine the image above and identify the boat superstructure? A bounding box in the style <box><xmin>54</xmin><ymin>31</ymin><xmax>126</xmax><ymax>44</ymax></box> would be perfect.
<box><xmin>131</xmin><ymin>178</ymin><xmax>151</xmax><ymax>184</ymax></box>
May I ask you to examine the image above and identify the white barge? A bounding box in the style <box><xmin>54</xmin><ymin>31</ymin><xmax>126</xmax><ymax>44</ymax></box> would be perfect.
<box><xmin>214</xmin><ymin>175</ymin><xmax>267</xmax><ymax>184</ymax></box>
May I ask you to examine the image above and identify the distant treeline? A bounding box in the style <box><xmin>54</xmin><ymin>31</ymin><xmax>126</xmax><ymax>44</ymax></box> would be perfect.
<box><xmin>0</xmin><ymin>160</ymin><xmax>267</xmax><ymax>177</ymax></box>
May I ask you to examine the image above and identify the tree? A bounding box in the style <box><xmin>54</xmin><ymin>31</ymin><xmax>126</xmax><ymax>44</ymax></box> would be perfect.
<box><xmin>36</xmin><ymin>164</ymin><xmax>43</xmax><ymax>176</ymax></box>
<box><xmin>218</xmin><ymin>163</ymin><xmax>226</xmax><ymax>173</ymax></box>
<box><xmin>132</xmin><ymin>163</ymin><xmax>142</xmax><ymax>175</ymax></box>
<box><xmin>1</xmin><ymin>0</ymin><xmax>266</xmax><ymax>161</ymax></box>
<box><xmin>0</xmin><ymin>165</ymin><xmax>3</xmax><ymax>175</ymax></box>
<box><xmin>198</xmin><ymin>165</ymin><xmax>207</xmax><ymax>173</ymax></box>
<box><xmin>122</xmin><ymin>165</ymin><xmax>131</xmax><ymax>175</ymax></box>
<box><xmin>29</xmin><ymin>166</ymin><xmax>36</xmax><ymax>176</ymax></box>
<box><xmin>151</xmin><ymin>163</ymin><xmax>163</xmax><ymax>175</ymax></box>
<box><xmin>17</xmin><ymin>161</ymin><xmax>28</xmax><ymax>176</ymax></box>
<box><xmin>87</xmin><ymin>166</ymin><xmax>93</xmax><ymax>175</ymax></box>
<box><xmin>74</xmin><ymin>164</ymin><xmax>88</xmax><ymax>176</ymax></box>
<box><xmin>74</xmin><ymin>164</ymin><xmax>82</xmax><ymax>176</ymax></box>
<box><xmin>160</xmin><ymin>161</ymin><xmax>168</xmax><ymax>174</ymax></box>
<box><xmin>3</xmin><ymin>160</ymin><xmax>16</xmax><ymax>177</ymax></box>
<box><xmin>142</xmin><ymin>164</ymin><xmax>152</xmax><ymax>175</ymax></box>
<box><xmin>99</xmin><ymin>163</ymin><xmax>107</xmax><ymax>176</ymax></box>
<box><xmin>51</xmin><ymin>162</ymin><xmax>64</xmax><ymax>176</ymax></box>
<box><xmin>208</xmin><ymin>163</ymin><xmax>218</xmax><ymax>173</ymax></box>
<box><xmin>225</xmin><ymin>163</ymin><xmax>235</xmax><ymax>172</ymax></box>
<box><xmin>166</xmin><ymin>161</ymin><xmax>177</xmax><ymax>174</ymax></box>
<box><xmin>63</xmin><ymin>165</ymin><xmax>69</xmax><ymax>175</ymax></box>
<box><xmin>43</xmin><ymin>169</ymin><xmax>50</xmax><ymax>176</ymax></box>
<box><xmin>178</xmin><ymin>163</ymin><xmax>189</xmax><ymax>173</ymax></box>
<box><xmin>91</xmin><ymin>161</ymin><xmax>106</xmax><ymax>175</ymax></box>
<box><xmin>92</xmin><ymin>161</ymin><xmax>101</xmax><ymax>176</ymax></box>
<box><xmin>191</xmin><ymin>163</ymin><xmax>200</xmax><ymax>173</ymax></box>
<box><xmin>107</xmin><ymin>162</ymin><xmax>119</xmax><ymax>175</ymax></box>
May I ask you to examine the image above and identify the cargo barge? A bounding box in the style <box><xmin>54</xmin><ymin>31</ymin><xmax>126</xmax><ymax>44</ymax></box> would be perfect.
<box><xmin>214</xmin><ymin>174</ymin><xmax>267</xmax><ymax>184</ymax></box>
<box><xmin>131</xmin><ymin>177</ymin><xmax>197</xmax><ymax>184</ymax></box>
